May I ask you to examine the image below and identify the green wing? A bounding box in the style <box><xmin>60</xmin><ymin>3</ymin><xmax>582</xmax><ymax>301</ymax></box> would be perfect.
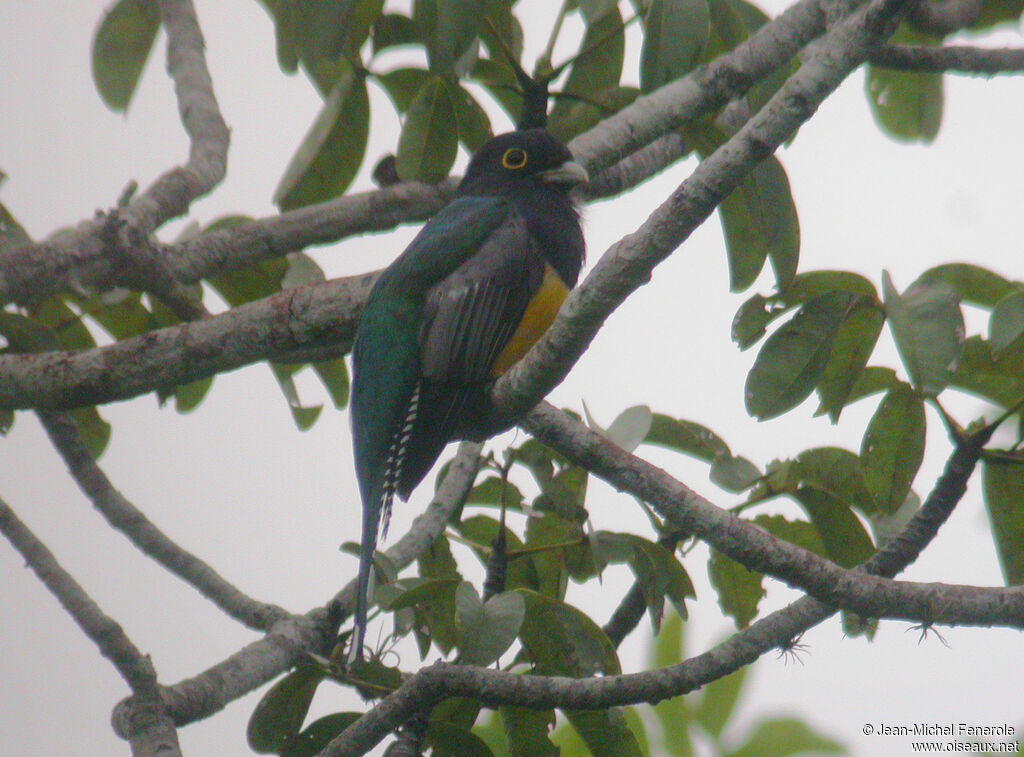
<box><xmin>396</xmin><ymin>215</ymin><xmax>545</xmax><ymax>496</ymax></box>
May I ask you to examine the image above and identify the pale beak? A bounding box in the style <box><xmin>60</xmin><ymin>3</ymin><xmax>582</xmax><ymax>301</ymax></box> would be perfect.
<box><xmin>539</xmin><ymin>160</ymin><xmax>589</xmax><ymax>187</ymax></box>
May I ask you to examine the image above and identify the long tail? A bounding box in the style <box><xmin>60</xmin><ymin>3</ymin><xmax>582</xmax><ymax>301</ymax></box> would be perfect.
<box><xmin>348</xmin><ymin>384</ymin><xmax>420</xmax><ymax>665</ymax></box>
<box><xmin>348</xmin><ymin>495</ymin><xmax>383</xmax><ymax>665</ymax></box>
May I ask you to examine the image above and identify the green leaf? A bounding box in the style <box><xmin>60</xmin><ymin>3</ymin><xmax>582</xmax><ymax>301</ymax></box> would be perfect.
<box><xmin>562</xmin><ymin>709</ymin><xmax>645</xmax><ymax>757</ymax></box>
<box><xmin>275</xmin><ymin>63</ymin><xmax>370</xmax><ymax>209</ymax></box>
<box><xmin>313</xmin><ymin>358</ymin><xmax>350</xmax><ymax>409</ymax></box>
<box><xmin>843</xmin><ymin>366</ymin><xmax>899</xmax><ymax>407</ymax></box>
<box><xmin>417</xmin><ymin>535</ymin><xmax>462</xmax><ymax>654</ymax></box>
<box><xmin>815</xmin><ymin>303</ymin><xmax>884</xmax><ymax>422</ymax></box>
<box><xmin>396</xmin><ymin>75</ymin><xmax>459</xmax><ymax>183</ymax></box>
<box><xmin>70</xmin><ymin>407</ymin><xmax>112</xmax><ymax>459</ymax></box>
<box><xmin>465</xmin><ymin>479</ymin><xmax>526</xmax><ymax>509</ymax></box>
<box><xmin>517</xmin><ymin>590</ymin><xmax>619</xmax><ymax>676</ymax></box>
<box><xmin>549</xmin><ymin>86</ymin><xmax>641</xmax><ymax>145</ymax></box>
<box><xmin>580</xmin><ymin>0</ymin><xmax>621</xmax><ymax>22</ymax></box>
<box><xmin>0</xmin><ymin>408</ymin><xmax>13</xmax><ymax>437</ymax></box>
<box><xmin>728</xmin><ymin>717</ymin><xmax>847</xmax><ymax>757</ymax></box>
<box><xmin>868</xmin><ymin>489</ymin><xmax>920</xmax><ymax>549</ymax></box>
<box><xmin>271</xmin><ymin>364</ymin><xmax>323</xmax><ymax>431</ymax></box>
<box><xmin>689</xmin><ymin>124</ymin><xmax>800</xmax><ymax>291</ymax></box>
<box><xmin>447</xmin><ymin>80</ymin><xmax>494</xmax><ymax>152</ymax></box>
<box><xmin>745</xmin><ymin>293</ymin><xmax>856</xmax><ymax>420</ymax></box>
<box><xmin>860</xmin><ymin>383</ymin><xmax>926</xmax><ymax>514</ymax></box>
<box><xmin>704</xmin><ymin>0</ymin><xmax>749</xmax><ymax>62</ymax></box>
<box><xmin>982</xmin><ymin>457</ymin><xmax>1024</xmax><ymax>585</ymax></box>
<box><xmin>282</xmin><ymin>252</ymin><xmax>326</xmax><ymax>289</ymax></box>
<box><xmin>548</xmin><ymin>8</ymin><xmax>625</xmax><ymax>142</ymax></box>
<box><xmin>376</xmin><ymin>67</ymin><xmax>433</xmax><ymax>113</ymax></box>
<box><xmin>432</xmin><ymin>696</ymin><xmax>482</xmax><ymax>731</ymax></box>
<box><xmin>882</xmin><ymin>271</ymin><xmax>965</xmax><ymax>397</ymax></box>
<box><xmin>247</xmin><ymin>665</ymin><xmax>326</xmax><ymax>753</ymax></box>
<box><xmin>756</xmin><ymin>514</ymin><xmax>826</xmax><ymax>555</ymax></box>
<box><xmin>643</xmin><ymin>414</ymin><xmax>731</xmax><ymax>463</ymax></box>
<box><xmin>990</xmin><ymin>290</ymin><xmax>1024</xmax><ymax>354</ymax></box>
<box><xmin>455</xmin><ymin>584</ymin><xmax>525</xmax><ymax>666</ymax></box>
<box><xmin>378</xmin><ymin>577</ymin><xmax>461</xmax><ymax>610</ymax></box>
<box><xmin>372</xmin><ymin>13</ymin><xmax>421</xmax><ymax>55</ymax></box>
<box><xmin>650</xmin><ymin>612</ymin><xmax>695</xmax><ymax>757</ymax></box>
<box><xmin>923</xmin><ymin>263</ymin><xmax>1014</xmax><ymax>309</ymax></box>
<box><xmin>172</xmin><ymin>377</ymin><xmax>213</xmax><ymax>414</ymax></box>
<box><xmin>710</xmin><ymin>454</ymin><xmax>762</xmax><ymax>493</ymax></box>
<box><xmin>950</xmin><ymin>336</ymin><xmax>1024</xmax><ymax>408</ymax></box>
<box><xmin>500</xmin><ymin>707</ymin><xmax>559</xmax><ymax>757</ymax></box>
<box><xmin>281</xmin><ymin>713</ymin><xmax>361</xmax><ymax>757</ymax></box>
<box><xmin>694</xmin><ymin>666</ymin><xmax>748</xmax><ymax>738</ymax></box>
<box><xmin>428</xmin><ymin>721</ymin><xmax>496</xmax><ymax>757</ymax></box>
<box><xmin>865</xmin><ymin>26</ymin><xmax>943</xmax><ymax>143</ymax></box>
<box><xmin>415</xmin><ymin>0</ymin><xmax>486</xmax><ymax>75</ymax></box>
<box><xmin>735</xmin><ymin>270</ymin><xmax>879</xmax><ymax>349</ymax></box>
<box><xmin>789</xmin><ymin>447</ymin><xmax>876</xmax><ymax>516</ymax></box>
<box><xmin>792</xmin><ymin>487</ymin><xmax>875</xmax><ymax>568</ymax></box>
<box><xmin>971</xmin><ymin>0</ymin><xmax>1024</xmax><ymax>29</ymax></box>
<box><xmin>708</xmin><ymin>548</ymin><xmax>765</xmax><ymax>628</ymax></box>
<box><xmin>0</xmin><ymin>201</ymin><xmax>32</xmax><ymax>253</ymax></box>
<box><xmin>639</xmin><ymin>0</ymin><xmax>710</xmax><ymax>92</ymax></box>
<box><xmin>91</xmin><ymin>0</ymin><xmax>161</xmax><ymax>112</ymax></box>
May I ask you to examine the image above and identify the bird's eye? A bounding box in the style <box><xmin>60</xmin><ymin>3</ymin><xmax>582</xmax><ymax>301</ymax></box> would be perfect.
<box><xmin>501</xmin><ymin>147</ymin><xmax>528</xmax><ymax>170</ymax></box>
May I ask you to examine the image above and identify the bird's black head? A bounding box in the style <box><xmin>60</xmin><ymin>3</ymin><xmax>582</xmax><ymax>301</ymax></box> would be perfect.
<box><xmin>458</xmin><ymin>129</ymin><xmax>589</xmax><ymax>197</ymax></box>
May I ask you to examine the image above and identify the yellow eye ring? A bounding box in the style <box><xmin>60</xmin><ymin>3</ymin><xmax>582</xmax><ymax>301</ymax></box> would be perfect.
<box><xmin>501</xmin><ymin>147</ymin><xmax>528</xmax><ymax>170</ymax></box>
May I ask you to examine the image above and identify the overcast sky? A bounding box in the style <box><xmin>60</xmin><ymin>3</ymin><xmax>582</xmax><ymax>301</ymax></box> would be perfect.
<box><xmin>2</xmin><ymin>2</ymin><xmax>1023</xmax><ymax>756</ymax></box>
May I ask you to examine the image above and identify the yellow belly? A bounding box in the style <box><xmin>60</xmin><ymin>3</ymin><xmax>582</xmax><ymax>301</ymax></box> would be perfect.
<box><xmin>490</xmin><ymin>265</ymin><xmax>569</xmax><ymax>378</ymax></box>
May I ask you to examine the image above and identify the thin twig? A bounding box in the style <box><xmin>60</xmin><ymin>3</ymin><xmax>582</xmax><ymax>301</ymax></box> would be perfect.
<box><xmin>39</xmin><ymin>410</ymin><xmax>290</xmax><ymax>631</ymax></box>
<box><xmin>1</xmin><ymin>495</ymin><xmax>184</xmax><ymax>756</ymax></box>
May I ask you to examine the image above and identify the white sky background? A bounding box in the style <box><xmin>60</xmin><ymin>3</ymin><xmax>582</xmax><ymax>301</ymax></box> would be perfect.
<box><xmin>1</xmin><ymin>1</ymin><xmax>1023</xmax><ymax>756</ymax></box>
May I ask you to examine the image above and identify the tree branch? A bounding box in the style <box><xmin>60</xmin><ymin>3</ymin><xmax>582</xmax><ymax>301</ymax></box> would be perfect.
<box><xmin>0</xmin><ymin>0</ymin><xmax>862</xmax><ymax>414</ymax></box>
<box><xmin>39</xmin><ymin>410</ymin><xmax>290</xmax><ymax>631</ymax></box>
<box><xmin>0</xmin><ymin>0</ymin><xmax>228</xmax><ymax>309</ymax></box>
<box><xmin>321</xmin><ymin>396</ymin><xmax>997</xmax><ymax>756</ymax></box>
<box><xmin>111</xmin><ymin>442</ymin><xmax>482</xmax><ymax>733</ymax></box>
<box><xmin>0</xmin><ymin>0</ymin><xmax>821</xmax><ymax>307</ymax></box>
<box><xmin>525</xmin><ymin>403</ymin><xmax>1024</xmax><ymax>628</ymax></box>
<box><xmin>0</xmin><ymin>274</ymin><xmax>373</xmax><ymax>410</ymax></box>
<box><xmin>906</xmin><ymin>0</ymin><xmax>982</xmax><ymax>35</ymax></box>
<box><xmin>870</xmin><ymin>43</ymin><xmax>1024</xmax><ymax>74</ymax></box>
<box><xmin>0</xmin><ymin>495</ymin><xmax>183</xmax><ymax>756</ymax></box>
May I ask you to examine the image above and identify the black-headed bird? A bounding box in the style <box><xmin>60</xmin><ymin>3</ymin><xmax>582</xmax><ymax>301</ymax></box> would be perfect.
<box><xmin>348</xmin><ymin>129</ymin><xmax>587</xmax><ymax>662</ymax></box>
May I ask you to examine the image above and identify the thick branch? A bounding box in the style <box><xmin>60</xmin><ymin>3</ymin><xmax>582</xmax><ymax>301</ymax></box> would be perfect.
<box><xmin>40</xmin><ymin>410</ymin><xmax>290</xmax><ymax>631</ymax></box>
<box><xmin>870</xmin><ymin>43</ymin><xmax>1024</xmax><ymax>74</ymax></box>
<box><xmin>0</xmin><ymin>274</ymin><xmax>373</xmax><ymax>410</ymax></box>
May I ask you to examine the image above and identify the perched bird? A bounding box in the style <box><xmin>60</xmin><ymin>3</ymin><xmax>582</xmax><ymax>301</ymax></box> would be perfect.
<box><xmin>348</xmin><ymin>129</ymin><xmax>587</xmax><ymax>662</ymax></box>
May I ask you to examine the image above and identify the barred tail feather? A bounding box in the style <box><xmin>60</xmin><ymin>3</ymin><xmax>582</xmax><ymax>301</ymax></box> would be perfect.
<box><xmin>349</xmin><ymin>383</ymin><xmax>421</xmax><ymax>664</ymax></box>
